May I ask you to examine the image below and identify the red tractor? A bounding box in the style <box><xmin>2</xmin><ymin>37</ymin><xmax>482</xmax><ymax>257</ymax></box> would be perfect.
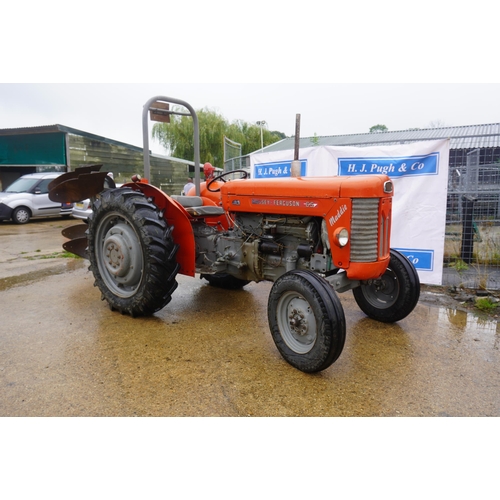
<box><xmin>49</xmin><ymin>96</ymin><xmax>420</xmax><ymax>373</ymax></box>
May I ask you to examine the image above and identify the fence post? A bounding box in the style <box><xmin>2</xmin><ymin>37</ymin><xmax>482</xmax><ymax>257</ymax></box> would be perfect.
<box><xmin>460</xmin><ymin>195</ymin><xmax>477</xmax><ymax>264</ymax></box>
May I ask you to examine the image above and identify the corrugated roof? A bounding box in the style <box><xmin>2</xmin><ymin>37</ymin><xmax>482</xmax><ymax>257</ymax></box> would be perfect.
<box><xmin>0</xmin><ymin>124</ymin><xmax>144</xmax><ymax>153</ymax></box>
<box><xmin>261</xmin><ymin>123</ymin><xmax>500</xmax><ymax>153</ymax></box>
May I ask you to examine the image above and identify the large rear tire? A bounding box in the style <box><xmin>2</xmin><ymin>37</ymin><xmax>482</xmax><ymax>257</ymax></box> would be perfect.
<box><xmin>353</xmin><ymin>249</ymin><xmax>420</xmax><ymax>323</ymax></box>
<box><xmin>268</xmin><ymin>270</ymin><xmax>346</xmax><ymax>373</ymax></box>
<box><xmin>88</xmin><ymin>188</ymin><xmax>180</xmax><ymax>317</ymax></box>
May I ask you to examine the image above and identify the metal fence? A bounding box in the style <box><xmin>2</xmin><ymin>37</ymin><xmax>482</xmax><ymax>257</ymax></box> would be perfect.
<box><xmin>444</xmin><ymin>149</ymin><xmax>500</xmax><ymax>289</ymax></box>
<box><xmin>224</xmin><ymin>154</ymin><xmax>251</xmax><ymax>172</ymax></box>
<box><xmin>223</xmin><ymin>137</ymin><xmax>243</xmax><ymax>172</ymax></box>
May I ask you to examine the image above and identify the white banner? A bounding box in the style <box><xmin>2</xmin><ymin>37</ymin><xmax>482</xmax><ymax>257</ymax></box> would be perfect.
<box><xmin>251</xmin><ymin>140</ymin><xmax>450</xmax><ymax>285</ymax></box>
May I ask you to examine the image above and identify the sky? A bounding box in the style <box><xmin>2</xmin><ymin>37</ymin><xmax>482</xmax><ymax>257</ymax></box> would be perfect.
<box><xmin>2</xmin><ymin>2</ymin><xmax>498</xmax><ymax>158</ymax></box>
<box><xmin>1</xmin><ymin>83</ymin><xmax>500</xmax><ymax>156</ymax></box>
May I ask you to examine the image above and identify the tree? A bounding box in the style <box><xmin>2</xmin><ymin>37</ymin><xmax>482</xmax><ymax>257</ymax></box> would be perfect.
<box><xmin>428</xmin><ymin>119</ymin><xmax>447</xmax><ymax>128</ymax></box>
<box><xmin>270</xmin><ymin>130</ymin><xmax>286</xmax><ymax>140</ymax></box>
<box><xmin>369</xmin><ymin>124</ymin><xmax>388</xmax><ymax>133</ymax></box>
<box><xmin>310</xmin><ymin>133</ymin><xmax>320</xmax><ymax>146</ymax></box>
<box><xmin>152</xmin><ymin>107</ymin><xmax>285</xmax><ymax>167</ymax></box>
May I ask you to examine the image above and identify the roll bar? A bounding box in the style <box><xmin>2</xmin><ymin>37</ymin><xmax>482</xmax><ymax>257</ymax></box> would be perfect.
<box><xmin>142</xmin><ymin>96</ymin><xmax>201</xmax><ymax>196</ymax></box>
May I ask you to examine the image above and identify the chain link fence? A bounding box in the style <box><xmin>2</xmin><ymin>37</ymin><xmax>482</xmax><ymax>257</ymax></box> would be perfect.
<box><xmin>445</xmin><ymin>147</ymin><xmax>500</xmax><ymax>289</ymax></box>
<box><xmin>223</xmin><ymin>136</ymin><xmax>243</xmax><ymax>172</ymax></box>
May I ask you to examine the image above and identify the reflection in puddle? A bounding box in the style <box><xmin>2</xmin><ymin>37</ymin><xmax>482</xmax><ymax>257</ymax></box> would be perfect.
<box><xmin>438</xmin><ymin>307</ymin><xmax>500</xmax><ymax>349</ymax></box>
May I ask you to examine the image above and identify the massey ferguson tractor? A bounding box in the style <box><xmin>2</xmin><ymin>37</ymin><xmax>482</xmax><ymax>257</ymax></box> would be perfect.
<box><xmin>49</xmin><ymin>95</ymin><xmax>420</xmax><ymax>373</ymax></box>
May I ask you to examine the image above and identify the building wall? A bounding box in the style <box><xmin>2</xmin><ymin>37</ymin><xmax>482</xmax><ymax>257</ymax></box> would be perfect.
<box><xmin>67</xmin><ymin>134</ymin><xmax>190</xmax><ymax>196</ymax></box>
<box><xmin>0</xmin><ymin>132</ymin><xmax>66</xmax><ymax>166</ymax></box>
<box><xmin>0</xmin><ymin>131</ymin><xmax>67</xmax><ymax>189</ymax></box>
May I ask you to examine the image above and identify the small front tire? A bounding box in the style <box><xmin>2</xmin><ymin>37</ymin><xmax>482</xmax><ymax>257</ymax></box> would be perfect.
<box><xmin>353</xmin><ymin>249</ymin><xmax>420</xmax><ymax>323</ymax></box>
<box><xmin>268</xmin><ymin>270</ymin><xmax>346</xmax><ymax>373</ymax></box>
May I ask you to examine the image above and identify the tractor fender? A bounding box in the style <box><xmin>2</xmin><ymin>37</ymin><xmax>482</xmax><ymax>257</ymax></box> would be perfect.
<box><xmin>122</xmin><ymin>182</ymin><xmax>196</xmax><ymax>277</ymax></box>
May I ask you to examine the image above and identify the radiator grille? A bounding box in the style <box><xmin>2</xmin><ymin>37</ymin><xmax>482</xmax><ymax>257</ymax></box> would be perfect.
<box><xmin>350</xmin><ymin>198</ymin><xmax>380</xmax><ymax>262</ymax></box>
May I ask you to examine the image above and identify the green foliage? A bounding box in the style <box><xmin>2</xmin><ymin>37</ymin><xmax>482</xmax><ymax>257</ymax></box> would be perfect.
<box><xmin>310</xmin><ymin>133</ymin><xmax>320</xmax><ymax>146</ymax></box>
<box><xmin>450</xmin><ymin>259</ymin><xmax>469</xmax><ymax>272</ymax></box>
<box><xmin>369</xmin><ymin>124</ymin><xmax>388</xmax><ymax>133</ymax></box>
<box><xmin>25</xmin><ymin>251</ymin><xmax>80</xmax><ymax>260</ymax></box>
<box><xmin>475</xmin><ymin>297</ymin><xmax>499</xmax><ymax>312</ymax></box>
<box><xmin>270</xmin><ymin>130</ymin><xmax>286</xmax><ymax>140</ymax></box>
<box><xmin>152</xmin><ymin>107</ymin><xmax>286</xmax><ymax>168</ymax></box>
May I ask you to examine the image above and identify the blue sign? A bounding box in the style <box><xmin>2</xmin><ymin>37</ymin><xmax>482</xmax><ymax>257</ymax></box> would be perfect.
<box><xmin>394</xmin><ymin>248</ymin><xmax>434</xmax><ymax>271</ymax></box>
<box><xmin>338</xmin><ymin>152</ymin><xmax>440</xmax><ymax>178</ymax></box>
<box><xmin>254</xmin><ymin>160</ymin><xmax>307</xmax><ymax>179</ymax></box>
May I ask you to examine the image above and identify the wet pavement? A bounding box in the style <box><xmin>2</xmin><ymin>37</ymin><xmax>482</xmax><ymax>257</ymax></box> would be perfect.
<box><xmin>1</xmin><ymin>219</ymin><xmax>499</xmax><ymax>417</ymax></box>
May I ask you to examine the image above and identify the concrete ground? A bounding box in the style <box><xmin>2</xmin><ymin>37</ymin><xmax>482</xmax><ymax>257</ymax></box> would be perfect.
<box><xmin>1</xmin><ymin>218</ymin><xmax>499</xmax><ymax>417</ymax></box>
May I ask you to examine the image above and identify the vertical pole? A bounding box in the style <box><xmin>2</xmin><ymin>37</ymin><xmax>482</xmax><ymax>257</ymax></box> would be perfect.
<box><xmin>142</xmin><ymin>99</ymin><xmax>154</xmax><ymax>182</ymax></box>
<box><xmin>192</xmin><ymin>112</ymin><xmax>200</xmax><ymax>196</ymax></box>
<box><xmin>294</xmin><ymin>114</ymin><xmax>300</xmax><ymax>161</ymax></box>
<box><xmin>460</xmin><ymin>195</ymin><xmax>477</xmax><ymax>264</ymax></box>
<box><xmin>291</xmin><ymin>114</ymin><xmax>301</xmax><ymax>177</ymax></box>
<box><xmin>64</xmin><ymin>132</ymin><xmax>71</xmax><ymax>172</ymax></box>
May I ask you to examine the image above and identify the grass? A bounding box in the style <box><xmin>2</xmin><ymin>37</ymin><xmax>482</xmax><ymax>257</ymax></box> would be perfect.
<box><xmin>25</xmin><ymin>251</ymin><xmax>80</xmax><ymax>260</ymax></box>
<box><xmin>448</xmin><ymin>258</ymin><xmax>469</xmax><ymax>272</ymax></box>
<box><xmin>475</xmin><ymin>297</ymin><xmax>499</xmax><ymax>313</ymax></box>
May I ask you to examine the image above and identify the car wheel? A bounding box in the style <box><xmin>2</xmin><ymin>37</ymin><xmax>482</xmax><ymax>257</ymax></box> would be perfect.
<box><xmin>12</xmin><ymin>207</ymin><xmax>31</xmax><ymax>224</ymax></box>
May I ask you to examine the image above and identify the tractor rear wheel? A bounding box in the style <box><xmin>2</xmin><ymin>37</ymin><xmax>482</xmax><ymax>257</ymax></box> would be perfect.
<box><xmin>88</xmin><ymin>188</ymin><xmax>180</xmax><ymax>317</ymax></box>
<box><xmin>268</xmin><ymin>270</ymin><xmax>346</xmax><ymax>373</ymax></box>
<box><xmin>353</xmin><ymin>249</ymin><xmax>420</xmax><ymax>323</ymax></box>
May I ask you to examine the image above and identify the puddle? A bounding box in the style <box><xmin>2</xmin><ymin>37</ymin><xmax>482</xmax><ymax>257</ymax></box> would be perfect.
<box><xmin>0</xmin><ymin>259</ymin><xmax>86</xmax><ymax>291</ymax></box>
<box><xmin>437</xmin><ymin>306</ymin><xmax>500</xmax><ymax>349</ymax></box>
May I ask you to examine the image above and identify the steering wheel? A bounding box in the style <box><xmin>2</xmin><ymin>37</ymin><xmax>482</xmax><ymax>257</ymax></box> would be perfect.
<box><xmin>206</xmin><ymin>169</ymin><xmax>249</xmax><ymax>193</ymax></box>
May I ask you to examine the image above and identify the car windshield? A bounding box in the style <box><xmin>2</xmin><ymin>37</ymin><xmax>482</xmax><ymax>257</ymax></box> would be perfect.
<box><xmin>3</xmin><ymin>177</ymin><xmax>40</xmax><ymax>193</ymax></box>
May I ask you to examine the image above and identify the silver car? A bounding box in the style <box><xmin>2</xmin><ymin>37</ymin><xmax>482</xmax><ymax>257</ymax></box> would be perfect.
<box><xmin>72</xmin><ymin>198</ymin><xmax>93</xmax><ymax>220</ymax></box>
<box><xmin>0</xmin><ymin>172</ymin><xmax>73</xmax><ymax>224</ymax></box>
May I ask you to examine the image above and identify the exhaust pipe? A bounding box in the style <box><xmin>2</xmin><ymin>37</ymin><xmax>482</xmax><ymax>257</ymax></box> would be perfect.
<box><xmin>291</xmin><ymin>114</ymin><xmax>301</xmax><ymax>177</ymax></box>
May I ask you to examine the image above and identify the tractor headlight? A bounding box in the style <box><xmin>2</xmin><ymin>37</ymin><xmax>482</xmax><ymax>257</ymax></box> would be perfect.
<box><xmin>334</xmin><ymin>227</ymin><xmax>349</xmax><ymax>247</ymax></box>
<box><xmin>384</xmin><ymin>180</ymin><xmax>393</xmax><ymax>193</ymax></box>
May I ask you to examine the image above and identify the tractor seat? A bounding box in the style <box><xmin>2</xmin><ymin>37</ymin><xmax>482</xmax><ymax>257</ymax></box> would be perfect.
<box><xmin>171</xmin><ymin>195</ymin><xmax>225</xmax><ymax>217</ymax></box>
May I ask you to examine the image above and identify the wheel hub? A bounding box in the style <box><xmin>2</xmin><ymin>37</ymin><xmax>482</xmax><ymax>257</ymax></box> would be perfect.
<box><xmin>104</xmin><ymin>237</ymin><xmax>129</xmax><ymax>276</ymax></box>
<box><xmin>102</xmin><ymin>223</ymin><xmax>142</xmax><ymax>285</ymax></box>
<box><xmin>276</xmin><ymin>292</ymin><xmax>317</xmax><ymax>354</ymax></box>
<box><xmin>361</xmin><ymin>268</ymin><xmax>399</xmax><ymax>308</ymax></box>
<box><xmin>16</xmin><ymin>209</ymin><xmax>29</xmax><ymax>223</ymax></box>
<box><xmin>289</xmin><ymin>308</ymin><xmax>308</xmax><ymax>336</ymax></box>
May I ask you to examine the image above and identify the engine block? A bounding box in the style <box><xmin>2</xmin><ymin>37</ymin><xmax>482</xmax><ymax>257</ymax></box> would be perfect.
<box><xmin>193</xmin><ymin>213</ymin><xmax>322</xmax><ymax>282</ymax></box>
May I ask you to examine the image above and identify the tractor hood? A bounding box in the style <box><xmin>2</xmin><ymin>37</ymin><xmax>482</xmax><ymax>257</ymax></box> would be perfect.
<box><xmin>221</xmin><ymin>175</ymin><xmax>392</xmax><ymax>215</ymax></box>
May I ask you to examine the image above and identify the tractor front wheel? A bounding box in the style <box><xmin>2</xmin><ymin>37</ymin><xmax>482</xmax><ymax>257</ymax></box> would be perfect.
<box><xmin>88</xmin><ymin>188</ymin><xmax>180</xmax><ymax>316</ymax></box>
<box><xmin>353</xmin><ymin>249</ymin><xmax>420</xmax><ymax>323</ymax></box>
<box><xmin>268</xmin><ymin>270</ymin><xmax>346</xmax><ymax>373</ymax></box>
